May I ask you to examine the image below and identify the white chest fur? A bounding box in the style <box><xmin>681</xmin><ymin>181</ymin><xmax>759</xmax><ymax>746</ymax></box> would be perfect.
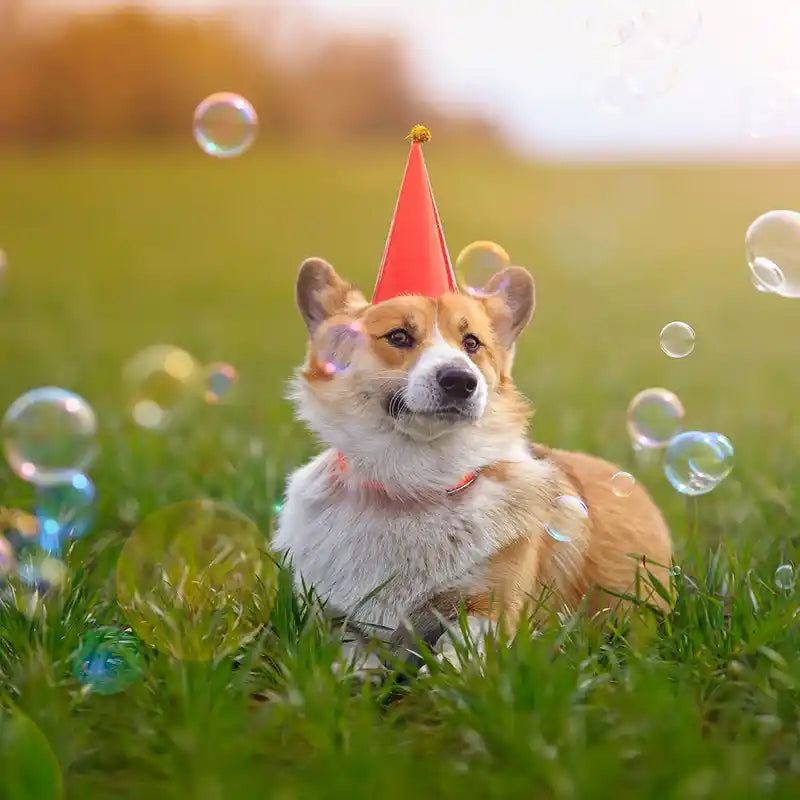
<box><xmin>273</xmin><ymin>449</ymin><xmax>557</xmax><ymax>631</ymax></box>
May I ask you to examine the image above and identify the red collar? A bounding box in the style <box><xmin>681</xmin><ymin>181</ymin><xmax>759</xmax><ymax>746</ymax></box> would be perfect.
<box><xmin>335</xmin><ymin>452</ymin><xmax>481</xmax><ymax>496</ymax></box>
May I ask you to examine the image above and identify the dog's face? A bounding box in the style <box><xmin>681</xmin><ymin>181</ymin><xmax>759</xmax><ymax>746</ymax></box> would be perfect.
<box><xmin>291</xmin><ymin>258</ymin><xmax>535</xmax><ymax>447</ymax></box>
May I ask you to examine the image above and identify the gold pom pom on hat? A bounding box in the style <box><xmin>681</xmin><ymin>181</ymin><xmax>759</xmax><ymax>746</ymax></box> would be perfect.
<box><xmin>406</xmin><ymin>124</ymin><xmax>431</xmax><ymax>144</ymax></box>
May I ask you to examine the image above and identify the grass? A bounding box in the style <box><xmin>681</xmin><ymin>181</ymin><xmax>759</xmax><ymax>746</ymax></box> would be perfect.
<box><xmin>2</xmin><ymin>142</ymin><xmax>800</xmax><ymax>797</ymax></box>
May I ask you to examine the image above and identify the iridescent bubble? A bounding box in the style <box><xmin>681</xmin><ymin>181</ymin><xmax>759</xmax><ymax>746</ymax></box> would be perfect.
<box><xmin>0</xmin><ymin>536</ymin><xmax>15</xmax><ymax>578</ymax></box>
<box><xmin>584</xmin><ymin>0</ymin><xmax>640</xmax><ymax>48</ymax></box>
<box><xmin>659</xmin><ymin>321</ymin><xmax>695</xmax><ymax>358</ymax></box>
<box><xmin>193</xmin><ymin>92</ymin><xmax>258</xmax><ymax>159</ymax></box>
<box><xmin>455</xmin><ymin>241</ymin><xmax>511</xmax><ymax>296</ymax></box>
<box><xmin>740</xmin><ymin>70</ymin><xmax>800</xmax><ymax>142</ymax></box>
<box><xmin>2</xmin><ymin>387</ymin><xmax>98</xmax><ymax>486</ymax></box>
<box><xmin>626</xmin><ymin>387</ymin><xmax>685</xmax><ymax>449</ymax></box>
<box><xmin>775</xmin><ymin>564</ymin><xmax>795</xmax><ymax>591</ymax></box>
<box><xmin>0</xmin><ymin>706</ymin><xmax>63</xmax><ymax>800</ymax></box>
<box><xmin>545</xmin><ymin>495</ymin><xmax>588</xmax><ymax>543</ymax></box>
<box><xmin>0</xmin><ymin>249</ymin><xmax>7</xmax><ymax>290</ymax></box>
<box><xmin>315</xmin><ymin>320</ymin><xmax>366</xmax><ymax>376</ymax></box>
<box><xmin>745</xmin><ymin>211</ymin><xmax>800</xmax><ymax>298</ymax></box>
<box><xmin>587</xmin><ymin>0</ymin><xmax>701</xmax><ymax>51</ymax></box>
<box><xmin>663</xmin><ymin>431</ymin><xmax>734</xmax><ymax>496</ymax></box>
<box><xmin>611</xmin><ymin>471</ymin><xmax>636</xmax><ymax>498</ymax></box>
<box><xmin>71</xmin><ymin>626</ymin><xmax>141</xmax><ymax>695</ymax></box>
<box><xmin>204</xmin><ymin>363</ymin><xmax>238</xmax><ymax>404</ymax></box>
<box><xmin>124</xmin><ymin>344</ymin><xmax>201</xmax><ymax>430</ymax></box>
<box><xmin>116</xmin><ymin>500</ymin><xmax>276</xmax><ymax>660</ymax></box>
<box><xmin>638</xmin><ymin>1</ymin><xmax>702</xmax><ymax>49</ymax></box>
<box><xmin>35</xmin><ymin>473</ymin><xmax>96</xmax><ymax>555</ymax></box>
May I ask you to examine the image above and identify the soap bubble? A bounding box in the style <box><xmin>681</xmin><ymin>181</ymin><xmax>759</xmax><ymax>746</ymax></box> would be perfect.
<box><xmin>594</xmin><ymin>45</ymin><xmax>680</xmax><ymax>112</ymax></box>
<box><xmin>455</xmin><ymin>241</ymin><xmax>511</xmax><ymax>296</ymax></box>
<box><xmin>611</xmin><ymin>471</ymin><xmax>636</xmax><ymax>498</ymax></box>
<box><xmin>775</xmin><ymin>564</ymin><xmax>795</xmax><ymax>591</ymax></box>
<box><xmin>586</xmin><ymin>0</ymin><xmax>701</xmax><ymax>51</ymax></box>
<box><xmin>124</xmin><ymin>344</ymin><xmax>201</xmax><ymax>430</ymax></box>
<box><xmin>740</xmin><ymin>70</ymin><xmax>800</xmax><ymax>141</ymax></box>
<box><xmin>0</xmin><ymin>249</ymin><xmax>6</xmax><ymax>289</ymax></box>
<box><xmin>0</xmin><ymin>706</ymin><xmax>63</xmax><ymax>800</ymax></box>
<box><xmin>71</xmin><ymin>626</ymin><xmax>141</xmax><ymax>695</ymax></box>
<box><xmin>663</xmin><ymin>431</ymin><xmax>734</xmax><ymax>496</ymax></box>
<box><xmin>315</xmin><ymin>321</ymin><xmax>366</xmax><ymax>376</ymax></box>
<box><xmin>626</xmin><ymin>388</ymin><xmax>685</xmax><ymax>449</ymax></box>
<box><xmin>545</xmin><ymin>495</ymin><xmax>588</xmax><ymax>543</ymax></box>
<box><xmin>116</xmin><ymin>500</ymin><xmax>276</xmax><ymax>660</ymax></box>
<box><xmin>35</xmin><ymin>474</ymin><xmax>96</xmax><ymax>555</ymax></box>
<box><xmin>204</xmin><ymin>363</ymin><xmax>238</xmax><ymax>404</ymax></box>
<box><xmin>659</xmin><ymin>321</ymin><xmax>695</xmax><ymax>358</ymax></box>
<box><xmin>745</xmin><ymin>210</ymin><xmax>800</xmax><ymax>297</ymax></box>
<box><xmin>193</xmin><ymin>92</ymin><xmax>258</xmax><ymax>159</ymax></box>
<box><xmin>2</xmin><ymin>387</ymin><xmax>98</xmax><ymax>486</ymax></box>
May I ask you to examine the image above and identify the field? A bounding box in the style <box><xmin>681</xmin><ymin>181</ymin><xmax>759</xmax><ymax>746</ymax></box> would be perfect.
<box><xmin>1</xmin><ymin>143</ymin><xmax>800</xmax><ymax>798</ymax></box>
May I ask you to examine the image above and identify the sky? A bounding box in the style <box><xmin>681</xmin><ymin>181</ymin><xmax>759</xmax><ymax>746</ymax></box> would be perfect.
<box><xmin>48</xmin><ymin>0</ymin><xmax>800</xmax><ymax>160</ymax></box>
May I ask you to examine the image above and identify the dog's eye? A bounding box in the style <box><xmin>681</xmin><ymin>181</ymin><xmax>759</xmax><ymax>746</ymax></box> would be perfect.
<box><xmin>385</xmin><ymin>328</ymin><xmax>415</xmax><ymax>348</ymax></box>
<box><xmin>463</xmin><ymin>334</ymin><xmax>482</xmax><ymax>354</ymax></box>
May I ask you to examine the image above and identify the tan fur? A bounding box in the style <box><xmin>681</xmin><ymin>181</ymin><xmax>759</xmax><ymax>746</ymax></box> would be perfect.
<box><xmin>472</xmin><ymin>447</ymin><xmax>672</xmax><ymax>632</ymax></box>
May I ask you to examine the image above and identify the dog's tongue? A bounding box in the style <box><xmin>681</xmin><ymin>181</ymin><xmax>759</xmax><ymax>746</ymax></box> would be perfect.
<box><xmin>370</xmin><ymin>126</ymin><xmax>458</xmax><ymax>305</ymax></box>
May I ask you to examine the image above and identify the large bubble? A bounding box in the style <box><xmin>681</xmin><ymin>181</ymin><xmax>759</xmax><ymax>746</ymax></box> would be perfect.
<box><xmin>745</xmin><ymin>210</ymin><xmax>800</xmax><ymax>297</ymax></box>
<box><xmin>662</xmin><ymin>431</ymin><xmax>734</xmax><ymax>496</ymax></box>
<box><xmin>2</xmin><ymin>387</ymin><xmax>98</xmax><ymax>486</ymax></box>
<box><xmin>626</xmin><ymin>387</ymin><xmax>685</xmax><ymax>449</ymax></box>
<box><xmin>116</xmin><ymin>500</ymin><xmax>276</xmax><ymax>660</ymax></box>
<box><xmin>0</xmin><ymin>706</ymin><xmax>63</xmax><ymax>799</ymax></box>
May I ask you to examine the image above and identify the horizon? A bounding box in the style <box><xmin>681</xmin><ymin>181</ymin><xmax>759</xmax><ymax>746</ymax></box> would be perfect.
<box><xmin>25</xmin><ymin>0</ymin><xmax>800</xmax><ymax>161</ymax></box>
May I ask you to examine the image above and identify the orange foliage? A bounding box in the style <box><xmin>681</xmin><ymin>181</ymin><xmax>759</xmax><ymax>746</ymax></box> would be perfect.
<box><xmin>0</xmin><ymin>6</ymin><xmax>496</xmax><ymax>145</ymax></box>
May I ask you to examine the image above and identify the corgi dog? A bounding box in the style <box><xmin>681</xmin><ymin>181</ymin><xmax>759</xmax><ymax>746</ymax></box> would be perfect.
<box><xmin>273</xmin><ymin>257</ymin><xmax>673</xmax><ymax>667</ymax></box>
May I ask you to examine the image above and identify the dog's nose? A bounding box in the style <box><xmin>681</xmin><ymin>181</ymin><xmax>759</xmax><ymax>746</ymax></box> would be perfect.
<box><xmin>437</xmin><ymin>367</ymin><xmax>478</xmax><ymax>400</ymax></box>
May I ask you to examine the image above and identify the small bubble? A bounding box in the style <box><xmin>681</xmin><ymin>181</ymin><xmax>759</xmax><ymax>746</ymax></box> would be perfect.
<box><xmin>663</xmin><ymin>431</ymin><xmax>734</xmax><ymax>496</ymax></box>
<box><xmin>545</xmin><ymin>495</ymin><xmax>588</xmax><ymax>543</ymax></box>
<box><xmin>204</xmin><ymin>363</ymin><xmax>238</xmax><ymax>404</ymax></box>
<box><xmin>124</xmin><ymin>345</ymin><xmax>201</xmax><ymax>431</ymax></box>
<box><xmin>315</xmin><ymin>321</ymin><xmax>366</xmax><ymax>376</ymax></box>
<box><xmin>746</xmin><ymin>211</ymin><xmax>800</xmax><ymax>298</ymax></box>
<box><xmin>455</xmin><ymin>241</ymin><xmax>511</xmax><ymax>296</ymax></box>
<box><xmin>193</xmin><ymin>92</ymin><xmax>258</xmax><ymax>159</ymax></box>
<box><xmin>0</xmin><ymin>536</ymin><xmax>15</xmax><ymax>577</ymax></box>
<box><xmin>626</xmin><ymin>387</ymin><xmax>685</xmax><ymax>449</ymax></box>
<box><xmin>659</xmin><ymin>321</ymin><xmax>695</xmax><ymax>358</ymax></box>
<box><xmin>71</xmin><ymin>626</ymin><xmax>141</xmax><ymax>695</ymax></box>
<box><xmin>2</xmin><ymin>387</ymin><xmax>98</xmax><ymax>486</ymax></box>
<box><xmin>35</xmin><ymin>473</ymin><xmax>96</xmax><ymax>555</ymax></box>
<box><xmin>611</xmin><ymin>471</ymin><xmax>636</xmax><ymax>497</ymax></box>
<box><xmin>775</xmin><ymin>564</ymin><xmax>795</xmax><ymax>591</ymax></box>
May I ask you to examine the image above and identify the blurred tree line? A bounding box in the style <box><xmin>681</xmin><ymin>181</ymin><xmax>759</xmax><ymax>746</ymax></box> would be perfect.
<box><xmin>0</xmin><ymin>3</ymin><xmax>497</xmax><ymax>145</ymax></box>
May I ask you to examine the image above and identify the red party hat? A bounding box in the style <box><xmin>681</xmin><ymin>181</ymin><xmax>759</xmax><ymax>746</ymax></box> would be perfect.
<box><xmin>371</xmin><ymin>125</ymin><xmax>458</xmax><ymax>303</ymax></box>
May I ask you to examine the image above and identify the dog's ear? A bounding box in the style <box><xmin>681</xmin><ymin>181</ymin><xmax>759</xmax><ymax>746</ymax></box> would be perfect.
<box><xmin>296</xmin><ymin>258</ymin><xmax>366</xmax><ymax>335</ymax></box>
<box><xmin>480</xmin><ymin>266</ymin><xmax>535</xmax><ymax>348</ymax></box>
